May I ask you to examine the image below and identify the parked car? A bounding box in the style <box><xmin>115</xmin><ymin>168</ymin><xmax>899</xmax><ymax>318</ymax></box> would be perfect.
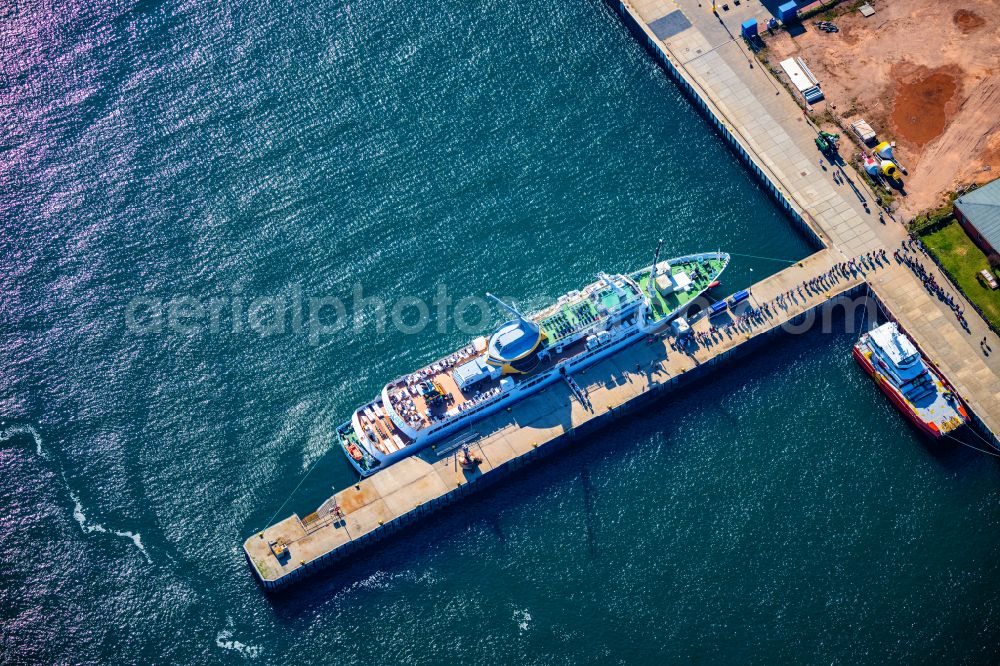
<box><xmin>977</xmin><ymin>269</ymin><xmax>999</xmax><ymax>290</ymax></box>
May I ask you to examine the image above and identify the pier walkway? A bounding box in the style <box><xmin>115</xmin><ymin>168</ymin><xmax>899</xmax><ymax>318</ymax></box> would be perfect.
<box><xmin>246</xmin><ymin>249</ymin><xmax>870</xmax><ymax>588</ymax></box>
<box><xmin>244</xmin><ymin>1</ymin><xmax>1000</xmax><ymax>589</ymax></box>
<box><xmin>619</xmin><ymin>0</ymin><xmax>1000</xmax><ymax>434</ymax></box>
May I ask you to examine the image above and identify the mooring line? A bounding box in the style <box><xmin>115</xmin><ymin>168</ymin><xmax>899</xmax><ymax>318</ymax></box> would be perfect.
<box><xmin>961</xmin><ymin>423</ymin><xmax>1000</xmax><ymax>453</ymax></box>
<box><xmin>726</xmin><ymin>252</ymin><xmax>799</xmax><ymax>264</ymax></box>
<box><xmin>942</xmin><ymin>431</ymin><xmax>1000</xmax><ymax>459</ymax></box>
<box><xmin>263</xmin><ymin>446</ymin><xmax>333</xmax><ymax>530</ymax></box>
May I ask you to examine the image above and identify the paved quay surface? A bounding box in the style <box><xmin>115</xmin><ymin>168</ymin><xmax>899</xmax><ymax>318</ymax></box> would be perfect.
<box><xmin>244</xmin><ymin>1</ymin><xmax>1000</xmax><ymax>588</ymax></box>
<box><xmin>622</xmin><ymin>0</ymin><xmax>1000</xmax><ymax>431</ymax></box>
<box><xmin>246</xmin><ymin>248</ymin><xmax>870</xmax><ymax>586</ymax></box>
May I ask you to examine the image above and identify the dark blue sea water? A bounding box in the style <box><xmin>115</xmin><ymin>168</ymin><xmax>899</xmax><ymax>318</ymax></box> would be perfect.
<box><xmin>3</xmin><ymin>0</ymin><xmax>1000</xmax><ymax>663</ymax></box>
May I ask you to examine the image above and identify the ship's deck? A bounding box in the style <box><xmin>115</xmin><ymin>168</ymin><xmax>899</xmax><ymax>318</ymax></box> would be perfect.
<box><xmin>538</xmin><ymin>299</ymin><xmax>601</xmax><ymax>343</ymax></box>
<box><xmin>912</xmin><ymin>377</ymin><xmax>966</xmax><ymax>433</ymax></box>
<box><xmin>380</xmin><ymin>343</ymin><xmax>483</xmax><ymax>435</ymax></box>
<box><xmin>247</xmin><ymin>249</ymin><xmax>873</xmax><ymax>589</ymax></box>
<box><xmin>355</xmin><ymin>405</ymin><xmax>411</xmax><ymax>456</ymax></box>
<box><xmin>389</xmin><ymin>334</ymin><xmax>594</xmax><ymax>436</ymax></box>
<box><xmin>535</xmin><ymin>276</ymin><xmax>642</xmax><ymax>344</ymax></box>
<box><xmin>636</xmin><ymin>257</ymin><xmax>727</xmax><ymax>321</ymax></box>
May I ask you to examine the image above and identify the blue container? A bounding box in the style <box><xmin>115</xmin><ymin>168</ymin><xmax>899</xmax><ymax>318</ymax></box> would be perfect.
<box><xmin>729</xmin><ymin>290</ymin><xmax>750</xmax><ymax>305</ymax></box>
<box><xmin>740</xmin><ymin>19</ymin><xmax>758</xmax><ymax>39</ymax></box>
<box><xmin>708</xmin><ymin>300</ymin><xmax>729</xmax><ymax>316</ymax></box>
<box><xmin>778</xmin><ymin>1</ymin><xmax>798</xmax><ymax>23</ymax></box>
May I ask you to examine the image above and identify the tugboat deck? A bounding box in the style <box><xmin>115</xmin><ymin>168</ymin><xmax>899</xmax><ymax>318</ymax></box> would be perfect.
<box><xmin>637</xmin><ymin>257</ymin><xmax>728</xmax><ymax>321</ymax></box>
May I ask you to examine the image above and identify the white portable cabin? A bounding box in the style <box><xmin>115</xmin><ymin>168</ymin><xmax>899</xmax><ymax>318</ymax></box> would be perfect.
<box><xmin>451</xmin><ymin>356</ymin><xmax>500</xmax><ymax>390</ymax></box>
<box><xmin>779</xmin><ymin>57</ymin><xmax>823</xmax><ymax>103</ymax></box>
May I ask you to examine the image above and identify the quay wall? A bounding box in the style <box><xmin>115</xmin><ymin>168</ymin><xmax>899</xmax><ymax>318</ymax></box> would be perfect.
<box><xmin>249</xmin><ymin>286</ymin><xmax>867</xmax><ymax>591</ymax></box>
<box><xmin>609</xmin><ymin>1</ymin><xmax>824</xmax><ymax>251</ymax></box>
<box><xmin>867</xmin><ymin>289</ymin><xmax>1000</xmax><ymax>450</ymax></box>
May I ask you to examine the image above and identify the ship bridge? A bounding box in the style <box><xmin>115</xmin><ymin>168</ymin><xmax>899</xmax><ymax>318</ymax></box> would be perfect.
<box><xmin>486</xmin><ymin>317</ymin><xmax>544</xmax><ymax>374</ymax></box>
<box><xmin>869</xmin><ymin>323</ymin><xmax>923</xmax><ymax>381</ymax></box>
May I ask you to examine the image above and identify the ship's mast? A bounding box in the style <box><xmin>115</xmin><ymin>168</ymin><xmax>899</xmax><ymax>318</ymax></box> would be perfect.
<box><xmin>486</xmin><ymin>293</ymin><xmax>526</xmax><ymax>321</ymax></box>
<box><xmin>598</xmin><ymin>272</ymin><xmax>627</xmax><ymax>297</ymax></box>
<box><xmin>647</xmin><ymin>238</ymin><xmax>664</xmax><ymax>301</ymax></box>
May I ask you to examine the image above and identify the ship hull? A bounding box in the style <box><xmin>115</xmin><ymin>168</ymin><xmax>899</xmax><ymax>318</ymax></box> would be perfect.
<box><xmin>852</xmin><ymin>345</ymin><xmax>965</xmax><ymax>439</ymax></box>
<box><xmin>340</xmin><ymin>252</ymin><xmax>730</xmax><ymax>476</ymax></box>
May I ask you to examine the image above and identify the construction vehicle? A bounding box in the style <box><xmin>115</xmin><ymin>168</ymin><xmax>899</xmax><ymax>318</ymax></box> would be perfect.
<box><xmin>814</xmin><ymin>131</ymin><xmax>840</xmax><ymax>155</ymax></box>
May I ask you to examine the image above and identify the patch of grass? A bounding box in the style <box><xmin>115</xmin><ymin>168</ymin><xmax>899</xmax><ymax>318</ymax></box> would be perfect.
<box><xmin>840</xmin><ymin>97</ymin><xmax>866</xmax><ymax>120</ymax></box>
<box><xmin>251</xmin><ymin>556</ymin><xmax>274</xmax><ymax>580</ymax></box>
<box><xmin>908</xmin><ymin>194</ymin><xmax>959</xmax><ymax>235</ymax></box>
<box><xmin>920</xmin><ymin>221</ymin><xmax>1000</xmax><ymax>331</ymax></box>
<box><xmin>811</xmin><ymin>108</ymin><xmax>836</xmax><ymax>127</ymax></box>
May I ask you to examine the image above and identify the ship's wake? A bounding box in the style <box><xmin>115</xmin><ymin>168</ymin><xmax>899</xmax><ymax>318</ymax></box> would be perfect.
<box><xmin>67</xmin><ymin>480</ymin><xmax>152</xmax><ymax>563</ymax></box>
<box><xmin>2</xmin><ymin>421</ymin><xmax>153</xmax><ymax>564</ymax></box>
<box><xmin>216</xmin><ymin>617</ymin><xmax>262</xmax><ymax>659</ymax></box>
<box><xmin>0</xmin><ymin>423</ymin><xmax>44</xmax><ymax>457</ymax></box>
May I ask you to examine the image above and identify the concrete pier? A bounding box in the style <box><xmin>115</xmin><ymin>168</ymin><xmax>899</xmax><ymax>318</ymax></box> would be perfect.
<box><xmin>245</xmin><ymin>249</ymin><xmax>870</xmax><ymax>589</ymax></box>
<box><xmin>613</xmin><ymin>0</ymin><xmax>1000</xmax><ymax>434</ymax></box>
<box><xmin>243</xmin><ymin>1</ymin><xmax>1000</xmax><ymax>590</ymax></box>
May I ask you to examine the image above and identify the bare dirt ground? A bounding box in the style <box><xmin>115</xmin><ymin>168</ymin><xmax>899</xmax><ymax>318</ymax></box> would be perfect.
<box><xmin>766</xmin><ymin>0</ymin><xmax>1000</xmax><ymax>217</ymax></box>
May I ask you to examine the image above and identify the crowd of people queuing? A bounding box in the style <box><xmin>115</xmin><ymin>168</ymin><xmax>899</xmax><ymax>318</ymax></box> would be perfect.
<box><xmin>670</xmin><ymin>250</ymin><xmax>890</xmax><ymax>353</ymax></box>
<box><xmin>894</xmin><ymin>238</ymin><xmax>969</xmax><ymax>331</ymax></box>
<box><xmin>664</xmin><ymin>235</ymin><xmax>997</xmax><ymax>361</ymax></box>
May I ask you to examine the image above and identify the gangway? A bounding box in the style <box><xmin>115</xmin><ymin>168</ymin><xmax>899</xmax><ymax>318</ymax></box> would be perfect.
<box><xmin>563</xmin><ymin>373</ymin><xmax>592</xmax><ymax>410</ymax></box>
<box><xmin>435</xmin><ymin>430</ymin><xmax>481</xmax><ymax>458</ymax></box>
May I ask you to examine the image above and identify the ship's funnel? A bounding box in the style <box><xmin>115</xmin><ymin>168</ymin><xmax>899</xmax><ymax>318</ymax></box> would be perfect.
<box><xmin>486</xmin><ymin>317</ymin><xmax>543</xmax><ymax>374</ymax></box>
<box><xmin>863</xmin><ymin>156</ymin><xmax>879</xmax><ymax>176</ymax></box>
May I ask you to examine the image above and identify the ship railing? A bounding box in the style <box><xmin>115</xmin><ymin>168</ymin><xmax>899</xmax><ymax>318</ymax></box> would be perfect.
<box><xmin>435</xmin><ymin>430</ymin><xmax>481</xmax><ymax>458</ymax></box>
<box><xmin>299</xmin><ymin>504</ymin><xmax>347</xmax><ymax>535</ymax></box>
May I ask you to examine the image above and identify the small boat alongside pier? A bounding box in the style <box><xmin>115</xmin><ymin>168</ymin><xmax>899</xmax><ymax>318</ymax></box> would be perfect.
<box><xmin>854</xmin><ymin>322</ymin><xmax>968</xmax><ymax>438</ymax></box>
